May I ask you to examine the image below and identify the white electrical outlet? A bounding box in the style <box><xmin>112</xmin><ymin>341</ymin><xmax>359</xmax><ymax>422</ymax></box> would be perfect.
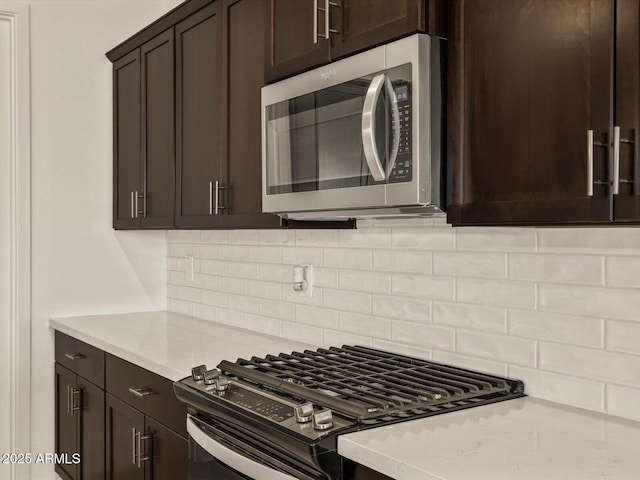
<box><xmin>292</xmin><ymin>264</ymin><xmax>313</xmax><ymax>297</ymax></box>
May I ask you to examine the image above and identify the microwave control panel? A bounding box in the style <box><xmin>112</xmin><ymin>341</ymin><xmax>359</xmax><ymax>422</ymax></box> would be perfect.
<box><xmin>389</xmin><ymin>82</ymin><xmax>412</xmax><ymax>184</ymax></box>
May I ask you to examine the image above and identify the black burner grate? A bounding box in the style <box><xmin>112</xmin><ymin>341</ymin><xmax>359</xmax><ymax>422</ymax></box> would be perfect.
<box><xmin>218</xmin><ymin>345</ymin><xmax>524</xmax><ymax>421</ymax></box>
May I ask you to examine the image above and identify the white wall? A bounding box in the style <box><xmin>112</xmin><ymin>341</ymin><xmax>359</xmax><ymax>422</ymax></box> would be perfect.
<box><xmin>168</xmin><ymin>219</ymin><xmax>640</xmax><ymax>424</ymax></box>
<box><xmin>29</xmin><ymin>2</ymin><xmax>178</xmax><ymax>478</ymax></box>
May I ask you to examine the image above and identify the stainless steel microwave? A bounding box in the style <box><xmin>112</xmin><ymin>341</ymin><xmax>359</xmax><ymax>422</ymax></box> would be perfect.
<box><xmin>261</xmin><ymin>34</ymin><xmax>445</xmax><ymax>220</ymax></box>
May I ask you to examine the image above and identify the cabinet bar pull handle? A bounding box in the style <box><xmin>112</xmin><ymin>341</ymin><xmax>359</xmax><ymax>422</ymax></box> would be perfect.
<box><xmin>613</xmin><ymin>126</ymin><xmax>621</xmax><ymax>195</ymax></box>
<box><xmin>66</xmin><ymin>385</ymin><xmax>71</xmax><ymax>415</ymax></box>
<box><xmin>64</xmin><ymin>353</ymin><xmax>85</xmax><ymax>360</ymax></box>
<box><xmin>587</xmin><ymin>130</ymin><xmax>594</xmax><ymax>197</ymax></box>
<box><xmin>132</xmin><ymin>428</ymin><xmax>137</xmax><ymax>465</ymax></box>
<box><xmin>128</xmin><ymin>387</ymin><xmax>156</xmax><ymax>398</ymax></box>
<box><xmin>325</xmin><ymin>0</ymin><xmax>330</xmax><ymax>40</ymax></box>
<box><xmin>137</xmin><ymin>432</ymin><xmax>151</xmax><ymax>468</ymax></box>
<box><xmin>70</xmin><ymin>388</ymin><xmax>81</xmax><ymax>416</ymax></box>
<box><xmin>131</xmin><ymin>191</ymin><xmax>135</xmax><ymax>218</ymax></box>
<box><xmin>209</xmin><ymin>181</ymin><xmax>213</xmax><ymax>215</ymax></box>
<box><xmin>313</xmin><ymin>0</ymin><xmax>318</xmax><ymax>43</ymax></box>
<box><xmin>214</xmin><ymin>181</ymin><xmax>227</xmax><ymax>215</ymax></box>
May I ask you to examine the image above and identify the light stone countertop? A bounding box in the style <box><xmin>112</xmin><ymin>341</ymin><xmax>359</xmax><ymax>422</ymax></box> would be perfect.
<box><xmin>339</xmin><ymin>396</ymin><xmax>640</xmax><ymax>480</ymax></box>
<box><xmin>50</xmin><ymin>310</ymin><xmax>315</xmax><ymax>381</ymax></box>
<box><xmin>51</xmin><ymin>311</ymin><xmax>640</xmax><ymax>479</ymax></box>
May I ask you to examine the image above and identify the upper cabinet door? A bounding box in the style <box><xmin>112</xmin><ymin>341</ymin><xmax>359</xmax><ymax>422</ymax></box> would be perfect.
<box><xmin>613</xmin><ymin>0</ymin><xmax>640</xmax><ymax>222</ymax></box>
<box><xmin>329</xmin><ymin>0</ymin><xmax>424</xmax><ymax>60</ymax></box>
<box><xmin>265</xmin><ymin>0</ymin><xmax>331</xmax><ymax>83</ymax></box>
<box><xmin>113</xmin><ymin>50</ymin><xmax>142</xmax><ymax>229</ymax></box>
<box><xmin>141</xmin><ymin>30</ymin><xmax>175</xmax><ymax>228</ymax></box>
<box><xmin>175</xmin><ymin>3</ymin><xmax>223</xmax><ymax>228</ymax></box>
<box><xmin>220</xmin><ymin>0</ymin><xmax>281</xmax><ymax>228</ymax></box>
<box><xmin>447</xmin><ymin>0</ymin><xmax>613</xmax><ymax>225</ymax></box>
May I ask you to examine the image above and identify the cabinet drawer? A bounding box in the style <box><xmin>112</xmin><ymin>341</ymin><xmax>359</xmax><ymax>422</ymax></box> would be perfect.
<box><xmin>55</xmin><ymin>331</ymin><xmax>105</xmax><ymax>388</ymax></box>
<box><xmin>106</xmin><ymin>354</ymin><xmax>187</xmax><ymax>437</ymax></box>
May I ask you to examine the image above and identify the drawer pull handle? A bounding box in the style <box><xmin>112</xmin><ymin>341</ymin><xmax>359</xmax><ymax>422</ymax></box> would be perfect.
<box><xmin>65</xmin><ymin>353</ymin><xmax>85</xmax><ymax>360</ymax></box>
<box><xmin>128</xmin><ymin>387</ymin><xmax>156</xmax><ymax>398</ymax></box>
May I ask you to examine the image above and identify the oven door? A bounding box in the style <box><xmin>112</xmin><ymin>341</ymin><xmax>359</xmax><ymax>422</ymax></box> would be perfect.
<box><xmin>187</xmin><ymin>416</ymin><xmax>326</xmax><ymax>480</ymax></box>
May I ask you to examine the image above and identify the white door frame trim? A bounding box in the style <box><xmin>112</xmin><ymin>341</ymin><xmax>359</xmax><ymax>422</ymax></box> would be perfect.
<box><xmin>0</xmin><ymin>3</ymin><xmax>31</xmax><ymax>479</ymax></box>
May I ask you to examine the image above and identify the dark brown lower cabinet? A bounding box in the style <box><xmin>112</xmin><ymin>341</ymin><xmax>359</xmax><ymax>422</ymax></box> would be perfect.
<box><xmin>55</xmin><ymin>364</ymin><xmax>105</xmax><ymax>480</ymax></box>
<box><xmin>55</xmin><ymin>333</ymin><xmax>187</xmax><ymax>480</ymax></box>
<box><xmin>105</xmin><ymin>395</ymin><xmax>188</xmax><ymax>480</ymax></box>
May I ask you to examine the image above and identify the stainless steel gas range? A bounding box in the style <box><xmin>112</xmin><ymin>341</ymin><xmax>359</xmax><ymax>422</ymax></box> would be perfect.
<box><xmin>174</xmin><ymin>345</ymin><xmax>525</xmax><ymax>480</ymax></box>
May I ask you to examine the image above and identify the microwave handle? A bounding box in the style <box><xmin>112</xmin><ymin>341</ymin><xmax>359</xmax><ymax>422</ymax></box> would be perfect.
<box><xmin>362</xmin><ymin>73</ymin><xmax>388</xmax><ymax>182</ymax></box>
<box><xmin>187</xmin><ymin>417</ymin><xmax>299</xmax><ymax>480</ymax></box>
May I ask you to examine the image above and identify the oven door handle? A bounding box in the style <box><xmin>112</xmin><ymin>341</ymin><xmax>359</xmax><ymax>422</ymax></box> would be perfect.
<box><xmin>187</xmin><ymin>417</ymin><xmax>299</xmax><ymax>480</ymax></box>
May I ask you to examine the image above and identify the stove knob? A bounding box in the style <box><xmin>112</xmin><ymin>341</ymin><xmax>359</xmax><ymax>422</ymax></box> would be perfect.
<box><xmin>203</xmin><ymin>369</ymin><xmax>219</xmax><ymax>386</ymax></box>
<box><xmin>312</xmin><ymin>409</ymin><xmax>333</xmax><ymax>431</ymax></box>
<box><xmin>214</xmin><ymin>376</ymin><xmax>230</xmax><ymax>393</ymax></box>
<box><xmin>191</xmin><ymin>365</ymin><xmax>207</xmax><ymax>382</ymax></box>
<box><xmin>294</xmin><ymin>403</ymin><xmax>314</xmax><ymax>423</ymax></box>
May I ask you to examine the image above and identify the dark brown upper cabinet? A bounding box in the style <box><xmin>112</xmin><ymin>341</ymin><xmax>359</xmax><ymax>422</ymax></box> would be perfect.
<box><xmin>113</xmin><ymin>31</ymin><xmax>175</xmax><ymax>229</ymax></box>
<box><xmin>175</xmin><ymin>0</ymin><xmax>282</xmax><ymax>229</ymax></box>
<box><xmin>265</xmin><ymin>0</ymin><xmax>447</xmax><ymax>83</ymax></box>
<box><xmin>447</xmin><ymin>0</ymin><xmax>640</xmax><ymax>226</ymax></box>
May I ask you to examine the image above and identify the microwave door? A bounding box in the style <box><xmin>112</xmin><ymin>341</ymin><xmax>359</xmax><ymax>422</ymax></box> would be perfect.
<box><xmin>263</xmin><ymin>75</ymin><xmax>388</xmax><ymax>214</ymax></box>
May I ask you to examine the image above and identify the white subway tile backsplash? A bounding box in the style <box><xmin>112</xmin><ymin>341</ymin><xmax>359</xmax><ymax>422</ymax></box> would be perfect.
<box><xmin>314</xmin><ymin>268</ymin><xmax>339</xmax><ymax>288</ymax></box>
<box><xmin>456</xmin><ymin>330</ymin><xmax>536</xmax><ymax>366</ymax></box>
<box><xmin>247</xmin><ymin>314</ymin><xmax>282</xmax><ymax>337</ymax></box>
<box><xmin>431</xmin><ymin>351</ymin><xmax>507</xmax><ymax>377</ymax></box>
<box><xmin>295</xmin><ymin>304</ymin><xmax>339</xmax><ymax>328</ymax></box>
<box><xmin>372</xmin><ymin>295</ymin><xmax>430</xmax><ymax>323</ymax></box>
<box><xmin>200</xmin><ymin>231</ymin><xmax>228</xmax><ymax>244</ymax></box>
<box><xmin>509</xmin><ymin>254</ymin><xmax>603</xmax><ymax>285</ymax></box>
<box><xmin>606</xmin><ymin>385</ymin><xmax>640</xmax><ymax>422</ymax></box>
<box><xmin>339</xmin><ymin>270</ymin><xmax>390</xmax><ymax>294</ymax></box>
<box><xmin>323</xmin><ymin>288</ymin><xmax>371</xmax><ymax>313</ymax></box>
<box><xmin>247</xmin><ymin>280</ymin><xmax>282</xmax><ymax>300</ymax></box>
<box><xmin>457</xmin><ymin>278</ymin><xmax>535</xmax><ymax>309</ymax></box>
<box><xmin>508</xmin><ymin>366</ymin><xmax>605</xmax><ymax>412</ymax></box>
<box><xmin>539</xmin><ymin>343</ymin><xmax>640</xmax><ymax>386</ymax></box>
<box><xmin>508</xmin><ymin>310</ymin><xmax>603</xmax><ymax>348</ymax></box>
<box><xmin>433</xmin><ymin>302</ymin><xmax>506</xmax><ymax>333</ymax></box>
<box><xmin>192</xmin><ymin>244</ymin><xmax>219</xmax><ymax>259</ymax></box>
<box><xmin>282</xmin><ymin>247</ymin><xmax>323</xmax><ymax>266</ymax></box>
<box><xmin>167</xmin><ymin>221</ymin><xmax>640</xmax><ymax>422</ymax></box>
<box><xmin>605</xmin><ymin>320</ymin><xmax>640</xmax><ymax>355</ymax></box>
<box><xmin>391</xmin><ymin>274</ymin><xmax>455</xmax><ymax>300</ymax></box>
<box><xmin>338</xmin><ymin>312</ymin><xmax>390</xmax><ymax>339</ymax></box>
<box><xmin>228</xmin><ymin>230</ymin><xmax>260</xmax><ymax>245</ymax></box>
<box><xmin>258</xmin><ymin>264</ymin><xmax>290</xmax><ymax>283</ymax></box>
<box><xmin>391</xmin><ymin>227</ymin><xmax>454</xmax><ymax>251</ymax></box>
<box><xmin>247</xmin><ymin>246</ymin><xmax>282</xmax><ymax>264</ymax></box>
<box><xmin>456</xmin><ymin>227</ymin><xmax>536</xmax><ymax>252</ymax></box>
<box><xmin>433</xmin><ymin>252</ymin><xmax>506</xmax><ymax>279</ymax></box>
<box><xmin>606</xmin><ymin>256</ymin><xmax>640</xmax><ymax>288</ymax></box>
<box><xmin>538</xmin><ymin>228</ymin><xmax>640</xmax><ymax>254</ymax></box>
<box><xmin>258</xmin><ymin>299</ymin><xmax>294</xmax><ymax>321</ymax></box>
<box><xmin>217</xmin><ymin>277</ymin><xmax>247</xmax><ymax>295</ymax></box>
<box><xmin>371</xmin><ymin>340</ymin><xmax>432</xmax><ymax>360</ymax></box>
<box><xmin>391</xmin><ymin>321</ymin><xmax>455</xmax><ymax>351</ymax></box>
<box><xmin>295</xmin><ymin>230</ymin><xmax>339</xmax><ymax>247</ymax></box>
<box><xmin>539</xmin><ymin>284</ymin><xmax>640</xmax><ymax>322</ymax></box>
<box><xmin>323</xmin><ymin>329</ymin><xmax>373</xmax><ymax>348</ymax></box>
<box><xmin>227</xmin><ymin>262</ymin><xmax>258</xmax><ymax>279</ymax></box>
<box><xmin>339</xmin><ymin>228</ymin><xmax>391</xmax><ymax>249</ymax></box>
<box><xmin>282</xmin><ymin>321</ymin><xmax>323</xmax><ymax>344</ymax></box>
<box><xmin>373</xmin><ymin>250</ymin><xmax>432</xmax><ymax>274</ymax></box>
<box><xmin>259</xmin><ymin>230</ymin><xmax>295</xmax><ymax>245</ymax></box>
<box><xmin>324</xmin><ymin>248</ymin><xmax>373</xmax><ymax>270</ymax></box>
